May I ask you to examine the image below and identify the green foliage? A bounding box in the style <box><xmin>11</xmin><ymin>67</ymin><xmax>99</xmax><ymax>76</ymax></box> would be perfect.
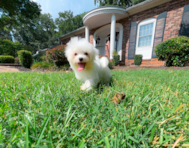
<box><xmin>31</xmin><ymin>62</ymin><xmax>54</xmax><ymax>70</ymax></box>
<box><xmin>155</xmin><ymin>36</ymin><xmax>189</xmax><ymax>67</ymax></box>
<box><xmin>14</xmin><ymin>13</ymin><xmax>58</xmax><ymax>53</ymax></box>
<box><xmin>94</xmin><ymin>0</ymin><xmax>132</xmax><ymax>7</ymax></box>
<box><xmin>0</xmin><ymin>29</ymin><xmax>12</xmax><ymax>40</ymax></box>
<box><xmin>1</xmin><ymin>70</ymin><xmax>189</xmax><ymax>147</ymax></box>
<box><xmin>33</xmin><ymin>51</ymin><xmax>47</xmax><ymax>62</ymax></box>
<box><xmin>108</xmin><ymin>60</ymin><xmax>115</xmax><ymax>69</ymax></box>
<box><xmin>46</xmin><ymin>45</ymin><xmax>68</xmax><ymax>67</ymax></box>
<box><xmin>55</xmin><ymin>10</ymin><xmax>84</xmax><ymax>36</ymax></box>
<box><xmin>0</xmin><ymin>39</ymin><xmax>23</xmax><ymax>57</ymax></box>
<box><xmin>0</xmin><ymin>55</ymin><xmax>15</xmax><ymax>63</ymax></box>
<box><xmin>17</xmin><ymin>50</ymin><xmax>33</xmax><ymax>68</ymax></box>
<box><xmin>31</xmin><ymin>62</ymin><xmax>70</xmax><ymax>71</ymax></box>
<box><xmin>113</xmin><ymin>50</ymin><xmax>120</xmax><ymax>66</ymax></box>
<box><xmin>94</xmin><ymin>0</ymin><xmax>146</xmax><ymax>7</ymax></box>
<box><xmin>0</xmin><ymin>0</ymin><xmax>41</xmax><ymax>30</ymax></box>
<box><xmin>134</xmin><ymin>54</ymin><xmax>142</xmax><ymax>65</ymax></box>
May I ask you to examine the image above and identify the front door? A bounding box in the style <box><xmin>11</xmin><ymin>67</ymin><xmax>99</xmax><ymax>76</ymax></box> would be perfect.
<box><xmin>135</xmin><ymin>18</ymin><xmax>156</xmax><ymax>59</ymax></box>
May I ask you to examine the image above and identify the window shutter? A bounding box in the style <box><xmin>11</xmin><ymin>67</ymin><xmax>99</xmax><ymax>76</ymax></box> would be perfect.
<box><xmin>128</xmin><ymin>22</ymin><xmax>137</xmax><ymax>59</ymax></box>
<box><xmin>152</xmin><ymin>12</ymin><xmax>167</xmax><ymax>58</ymax></box>
<box><xmin>179</xmin><ymin>4</ymin><xmax>189</xmax><ymax>37</ymax></box>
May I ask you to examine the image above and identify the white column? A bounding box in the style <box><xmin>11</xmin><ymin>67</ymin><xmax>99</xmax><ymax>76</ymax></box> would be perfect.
<box><xmin>93</xmin><ymin>34</ymin><xmax>96</xmax><ymax>47</ymax></box>
<box><xmin>85</xmin><ymin>26</ymin><xmax>89</xmax><ymax>42</ymax></box>
<box><xmin>110</xmin><ymin>14</ymin><xmax>116</xmax><ymax>60</ymax></box>
<box><xmin>117</xmin><ymin>25</ymin><xmax>123</xmax><ymax>60</ymax></box>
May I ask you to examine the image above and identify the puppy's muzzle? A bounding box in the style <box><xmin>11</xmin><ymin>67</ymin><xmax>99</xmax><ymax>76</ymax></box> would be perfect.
<box><xmin>79</xmin><ymin>58</ymin><xmax>83</xmax><ymax>62</ymax></box>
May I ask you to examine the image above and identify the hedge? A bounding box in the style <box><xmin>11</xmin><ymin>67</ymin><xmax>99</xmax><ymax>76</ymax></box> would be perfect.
<box><xmin>0</xmin><ymin>55</ymin><xmax>15</xmax><ymax>63</ymax></box>
<box><xmin>17</xmin><ymin>50</ymin><xmax>33</xmax><ymax>68</ymax></box>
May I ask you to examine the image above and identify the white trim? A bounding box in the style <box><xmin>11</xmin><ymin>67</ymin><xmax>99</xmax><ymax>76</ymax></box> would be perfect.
<box><xmin>135</xmin><ymin>18</ymin><xmax>157</xmax><ymax>59</ymax></box>
<box><xmin>83</xmin><ymin>7</ymin><xmax>126</xmax><ymax>24</ymax></box>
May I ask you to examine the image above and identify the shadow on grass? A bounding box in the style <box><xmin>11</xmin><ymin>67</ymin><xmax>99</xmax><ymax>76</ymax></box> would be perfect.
<box><xmin>96</xmin><ymin>76</ymin><xmax>114</xmax><ymax>94</ymax></box>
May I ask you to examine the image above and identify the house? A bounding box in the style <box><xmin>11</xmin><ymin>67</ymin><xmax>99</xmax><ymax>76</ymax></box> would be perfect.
<box><xmin>58</xmin><ymin>0</ymin><xmax>189</xmax><ymax>67</ymax></box>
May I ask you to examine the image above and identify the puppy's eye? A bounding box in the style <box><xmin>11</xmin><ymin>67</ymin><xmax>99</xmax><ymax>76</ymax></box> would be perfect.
<box><xmin>85</xmin><ymin>52</ymin><xmax>88</xmax><ymax>55</ymax></box>
<box><xmin>75</xmin><ymin>53</ymin><xmax>77</xmax><ymax>56</ymax></box>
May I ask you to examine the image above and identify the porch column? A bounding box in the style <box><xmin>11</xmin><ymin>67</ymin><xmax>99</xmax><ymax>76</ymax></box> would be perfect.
<box><xmin>117</xmin><ymin>25</ymin><xmax>123</xmax><ymax>60</ymax></box>
<box><xmin>110</xmin><ymin>14</ymin><xmax>116</xmax><ymax>60</ymax></box>
<box><xmin>85</xmin><ymin>26</ymin><xmax>89</xmax><ymax>42</ymax></box>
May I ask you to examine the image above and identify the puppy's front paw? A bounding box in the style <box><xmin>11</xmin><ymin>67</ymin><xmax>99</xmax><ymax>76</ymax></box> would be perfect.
<box><xmin>80</xmin><ymin>85</ymin><xmax>86</xmax><ymax>91</ymax></box>
<box><xmin>80</xmin><ymin>84</ymin><xmax>92</xmax><ymax>91</ymax></box>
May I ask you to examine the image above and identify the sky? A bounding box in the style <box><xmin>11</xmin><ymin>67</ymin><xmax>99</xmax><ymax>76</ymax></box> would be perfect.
<box><xmin>32</xmin><ymin>0</ymin><xmax>97</xmax><ymax>20</ymax></box>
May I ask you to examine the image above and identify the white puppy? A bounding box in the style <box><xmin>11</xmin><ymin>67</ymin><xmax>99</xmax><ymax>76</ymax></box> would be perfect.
<box><xmin>65</xmin><ymin>37</ymin><xmax>111</xmax><ymax>91</ymax></box>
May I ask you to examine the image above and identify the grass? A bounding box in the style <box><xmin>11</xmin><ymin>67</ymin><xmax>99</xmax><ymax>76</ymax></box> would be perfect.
<box><xmin>0</xmin><ymin>69</ymin><xmax>189</xmax><ymax>147</ymax></box>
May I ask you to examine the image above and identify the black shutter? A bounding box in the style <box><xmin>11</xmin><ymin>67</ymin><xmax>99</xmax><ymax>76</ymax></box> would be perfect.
<box><xmin>128</xmin><ymin>22</ymin><xmax>137</xmax><ymax>59</ymax></box>
<box><xmin>152</xmin><ymin>11</ymin><xmax>167</xmax><ymax>58</ymax></box>
<box><xmin>179</xmin><ymin>4</ymin><xmax>189</xmax><ymax>37</ymax></box>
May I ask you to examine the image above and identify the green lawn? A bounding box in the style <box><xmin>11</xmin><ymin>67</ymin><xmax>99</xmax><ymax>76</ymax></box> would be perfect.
<box><xmin>0</xmin><ymin>69</ymin><xmax>189</xmax><ymax>147</ymax></box>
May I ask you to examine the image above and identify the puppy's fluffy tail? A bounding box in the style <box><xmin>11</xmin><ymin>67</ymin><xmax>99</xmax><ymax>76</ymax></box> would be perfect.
<box><xmin>99</xmin><ymin>57</ymin><xmax>109</xmax><ymax>68</ymax></box>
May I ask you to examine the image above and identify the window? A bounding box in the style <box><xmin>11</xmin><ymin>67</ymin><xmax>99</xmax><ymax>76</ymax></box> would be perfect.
<box><xmin>138</xmin><ymin>23</ymin><xmax>154</xmax><ymax>47</ymax></box>
<box><xmin>135</xmin><ymin>18</ymin><xmax>157</xmax><ymax>59</ymax></box>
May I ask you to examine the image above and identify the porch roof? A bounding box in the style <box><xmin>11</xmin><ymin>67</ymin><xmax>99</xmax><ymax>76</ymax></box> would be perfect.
<box><xmin>83</xmin><ymin>0</ymin><xmax>171</xmax><ymax>29</ymax></box>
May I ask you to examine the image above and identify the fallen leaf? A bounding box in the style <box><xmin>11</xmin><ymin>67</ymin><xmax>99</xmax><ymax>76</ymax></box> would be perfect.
<box><xmin>112</xmin><ymin>92</ymin><xmax>126</xmax><ymax>104</ymax></box>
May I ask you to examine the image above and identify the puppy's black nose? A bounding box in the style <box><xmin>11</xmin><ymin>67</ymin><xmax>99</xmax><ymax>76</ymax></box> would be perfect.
<box><xmin>79</xmin><ymin>58</ymin><xmax>83</xmax><ymax>62</ymax></box>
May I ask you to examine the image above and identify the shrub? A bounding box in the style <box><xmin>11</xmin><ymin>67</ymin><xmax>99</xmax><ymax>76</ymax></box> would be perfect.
<box><xmin>0</xmin><ymin>39</ymin><xmax>23</xmax><ymax>57</ymax></box>
<box><xmin>17</xmin><ymin>50</ymin><xmax>33</xmax><ymax>68</ymax></box>
<box><xmin>33</xmin><ymin>51</ymin><xmax>46</xmax><ymax>62</ymax></box>
<box><xmin>108</xmin><ymin>60</ymin><xmax>114</xmax><ymax>69</ymax></box>
<box><xmin>155</xmin><ymin>36</ymin><xmax>189</xmax><ymax>67</ymax></box>
<box><xmin>113</xmin><ymin>50</ymin><xmax>120</xmax><ymax>66</ymax></box>
<box><xmin>134</xmin><ymin>54</ymin><xmax>143</xmax><ymax>65</ymax></box>
<box><xmin>31</xmin><ymin>62</ymin><xmax>54</xmax><ymax>70</ymax></box>
<box><xmin>46</xmin><ymin>45</ymin><xmax>68</xmax><ymax>67</ymax></box>
<box><xmin>0</xmin><ymin>55</ymin><xmax>15</xmax><ymax>63</ymax></box>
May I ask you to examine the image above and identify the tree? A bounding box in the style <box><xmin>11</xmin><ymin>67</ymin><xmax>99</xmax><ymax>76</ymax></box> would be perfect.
<box><xmin>55</xmin><ymin>10</ymin><xmax>84</xmax><ymax>36</ymax></box>
<box><xmin>13</xmin><ymin>13</ymin><xmax>58</xmax><ymax>53</ymax></box>
<box><xmin>94</xmin><ymin>0</ymin><xmax>132</xmax><ymax>7</ymax></box>
<box><xmin>94</xmin><ymin>0</ymin><xmax>146</xmax><ymax>7</ymax></box>
<box><xmin>0</xmin><ymin>0</ymin><xmax>41</xmax><ymax>29</ymax></box>
<box><xmin>0</xmin><ymin>29</ymin><xmax>12</xmax><ymax>40</ymax></box>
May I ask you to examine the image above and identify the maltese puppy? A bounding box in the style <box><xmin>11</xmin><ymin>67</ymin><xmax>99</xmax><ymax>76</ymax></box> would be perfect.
<box><xmin>65</xmin><ymin>37</ymin><xmax>111</xmax><ymax>91</ymax></box>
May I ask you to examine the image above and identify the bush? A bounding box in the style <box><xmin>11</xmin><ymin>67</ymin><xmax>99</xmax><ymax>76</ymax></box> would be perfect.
<box><xmin>31</xmin><ymin>62</ymin><xmax>54</xmax><ymax>70</ymax></box>
<box><xmin>31</xmin><ymin>62</ymin><xmax>70</xmax><ymax>71</ymax></box>
<box><xmin>0</xmin><ymin>39</ymin><xmax>23</xmax><ymax>57</ymax></box>
<box><xmin>33</xmin><ymin>51</ymin><xmax>46</xmax><ymax>62</ymax></box>
<box><xmin>113</xmin><ymin>50</ymin><xmax>120</xmax><ymax>66</ymax></box>
<box><xmin>46</xmin><ymin>45</ymin><xmax>68</xmax><ymax>67</ymax></box>
<box><xmin>155</xmin><ymin>36</ymin><xmax>189</xmax><ymax>67</ymax></box>
<box><xmin>0</xmin><ymin>55</ymin><xmax>15</xmax><ymax>63</ymax></box>
<box><xmin>17</xmin><ymin>50</ymin><xmax>33</xmax><ymax>68</ymax></box>
<box><xmin>108</xmin><ymin>61</ymin><xmax>114</xmax><ymax>69</ymax></box>
<box><xmin>134</xmin><ymin>54</ymin><xmax>143</xmax><ymax>65</ymax></box>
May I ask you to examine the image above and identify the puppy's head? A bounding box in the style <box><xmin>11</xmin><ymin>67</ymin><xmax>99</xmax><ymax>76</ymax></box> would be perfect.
<box><xmin>65</xmin><ymin>37</ymin><xmax>98</xmax><ymax>71</ymax></box>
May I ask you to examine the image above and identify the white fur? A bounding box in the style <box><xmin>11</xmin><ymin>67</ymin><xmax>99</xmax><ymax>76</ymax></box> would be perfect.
<box><xmin>65</xmin><ymin>37</ymin><xmax>111</xmax><ymax>91</ymax></box>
